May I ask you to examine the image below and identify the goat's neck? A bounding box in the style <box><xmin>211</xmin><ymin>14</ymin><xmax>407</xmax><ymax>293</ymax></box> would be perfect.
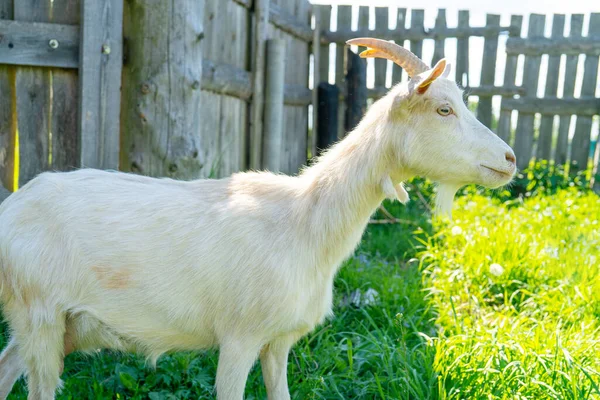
<box><xmin>300</xmin><ymin>118</ymin><xmax>409</xmax><ymax>277</ymax></box>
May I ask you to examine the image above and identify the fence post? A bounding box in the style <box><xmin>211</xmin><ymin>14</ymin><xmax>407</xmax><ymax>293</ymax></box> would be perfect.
<box><xmin>336</xmin><ymin>5</ymin><xmax>351</xmax><ymax>139</ymax></box>
<box><xmin>536</xmin><ymin>14</ymin><xmax>565</xmax><ymax>161</ymax></box>
<box><xmin>79</xmin><ymin>0</ymin><xmax>123</xmax><ymax>170</ymax></box>
<box><xmin>0</xmin><ymin>0</ymin><xmax>15</xmax><ymax>192</ymax></box>
<box><xmin>250</xmin><ymin>0</ymin><xmax>270</xmax><ymax>170</ymax></box>
<box><xmin>555</xmin><ymin>14</ymin><xmax>583</xmax><ymax>166</ymax></box>
<box><xmin>262</xmin><ymin>40</ymin><xmax>286</xmax><ymax>172</ymax></box>
<box><xmin>497</xmin><ymin>15</ymin><xmax>523</xmax><ymax>145</ymax></box>
<box><xmin>432</xmin><ymin>9</ymin><xmax>447</xmax><ymax>65</ymax></box>
<box><xmin>570</xmin><ymin>13</ymin><xmax>600</xmax><ymax>172</ymax></box>
<box><xmin>456</xmin><ymin>10</ymin><xmax>470</xmax><ymax>88</ymax></box>
<box><xmin>345</xmin><ymin>49</ymin><xmax>367</xmax><ymax>133</ymax></box>
<box><xmin>477</xmin><ymin>14</ymin><xmax>500</xmax><ymax>129</ymax></box>
<box><xmin>120</xmin><ymin>0</ymin><xmax>204</xmax><ymax>179</ymax></box>
<box><xmin>14</xmin><ymin>1</ymin><xmax>51</xmax><ymax>186</ymax></box>
<box><xmin>316</xmin><ymin>83</ymin><xmax>338</xmax><ymax>155</ymax></box>
<box><xmin>311</xmin><ymin>7</ymin><xmax>321</xmax><ymax>159</ymax></box>
<box><xmin>513</xmin><ymin>14</ymin><xmax>545</xmax><ymax>170</ymax></box>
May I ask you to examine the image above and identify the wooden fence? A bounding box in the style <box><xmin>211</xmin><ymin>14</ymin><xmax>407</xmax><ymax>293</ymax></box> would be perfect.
<box><xmin>316</xmin><ymin>5</ymin><xmax>600</xmax><ymax>186</ymax></box>
<box><xmin>1</xmin><ymin>1</ymin><xmax>599</xmax><ymax>194</ymax></box>
<box><xmin>0</xmin><ymin>0</ymin><xmax>314</xmax><ymax>194</ymax></box>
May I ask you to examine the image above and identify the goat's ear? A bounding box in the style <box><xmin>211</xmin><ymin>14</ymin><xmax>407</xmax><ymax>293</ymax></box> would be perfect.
<box><xmin>416</xmin><ymin>59</ymin><xmax>447</xmax><ymax>94</ymax></box>
<box><xmin>442</xmin><ymin>62</ymin><xmax>452</xmax><ymax>78</ymax></box>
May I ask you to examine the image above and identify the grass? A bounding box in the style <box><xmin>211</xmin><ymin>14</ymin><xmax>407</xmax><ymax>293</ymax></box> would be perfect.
<box><xmin>3</xmin><ymin>183</ymin><xmax>600</xmax><ymax>399</ymax></box>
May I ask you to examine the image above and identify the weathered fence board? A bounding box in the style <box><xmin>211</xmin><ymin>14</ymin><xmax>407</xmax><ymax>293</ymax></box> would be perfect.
<box><xmin>336</xmin><ymin>5</ymin><xmax>351</xmax><ymax>139</ymax></box>
<box><xmin>555</xmin><ymin>14</ymin><xmax>583</xmax><ymax>165</ymax></box>
<box><xmin>513</xmin><ymin>14</ymin><xmax>545</xmax><ymax>170</ymax></box>
<box><xmin>263</xmin><ymin>39</ymin><xmax>286</xmax><ymax>172</ymax></box>
<box><xmin>432</xmin><ymin>9</ymin><xmax>446</xmax><ymax>65</ymax></box>
<box><xmin>250</xmin><ymin>0</ymin><xmax>269</xmax><ymax>170</ymax></box>
<box><xmin>345</xmin><ymin>49</ymin><xmax>367</xmax><ymax>132</ymax></box>
<box><xmin>392</xmin><ymin>8</ymin><xmax>407</xmax><ymax>84</ymax></box>
<box><xmin>456</xmin><ymin>10</ymin><xmax>470</xmax><ymax>87</ymax></box>
<box><xmin>120</xmin><ymin>0</ymin><xmax>203</xmax><ymax>179</ymax></box>
<box><xmin>506</xmin><ymin>37</ymin><xmax>600</xmax><ymax>56</ymax></box>
<box><xmin>14</xmin><ymin>1</ymin><xmax>51</xmax><ymax>186</ymax></box>
<box><xmin>79</xmin><ymin>0</ymin><xmax>122</xmax><ymax>170</ymax></box>
<box><xmin>536</xmin><ymin>14</ymin><xmax>564</xmax><ymax>161</ymax></box>
<box><xmin>497</xmin><ymin>15</ymin><xmax>522</xmax><ymax>144</ymax></box>
<box><xmin>317</xmin><ymin>5</ymin><xmax>331</xmax><ymax>83</ymax></box>
<box><xmin>570</xmin><ymin>13</ymin><xmax>600</xmax><ymax>170</ymax></box>
<box><xmin>0</xmin><ymin>20</ymin><xmax>79</xmax><ymax>68</ymax></box>
<box><xmin>476</xmin><ymin>14</ymin><xmax>500</xmax><ymax>129</ymax></box>
<box><xmin>410</xmin><ymin>9</ymin><xmax>424</xmax><ymax>60</ymax></box>
<box><xmin>374</xmin><ymin>7</ymin><xmax>388</xmax><ymax>88</ymax></box>
<box><xmin>0</xmin><ymin>0</ymin><xmax>15</xmax><ymax>192</ymax></box>
<box><xmin>51</xmin><ymin>0</ymin><xmax>80</xmax><ymax>171</ymax></box>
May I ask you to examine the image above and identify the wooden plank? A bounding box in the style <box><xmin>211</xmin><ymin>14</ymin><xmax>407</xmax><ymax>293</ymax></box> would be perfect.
<box><xmin>498</xmin><ymin>15</ymin><xmax>523</xmax><ymax>144</ymax></box>
<box><xmin>263</xmin><ymin>39</ymin><xmax>286</xmax><ymax>172</ymax></box>
<box><xmin>555</xmin><ymin>14</ymin><xmax>583</xmax><ymax>165</ymax></box>
<box><xmin>336</xmin><ymin>4</ymin><xmax>351</xmax><ymax>139</ymax></box>
<box><xmin>269</xmin><ymin>2</ymin><xmax>312</xmax><ymax>42</ymax></box>
<box><xmin>0</xmin><ymin>0</ymin><xmax>15</xmax><ymax>192</ymax></box>
<box><xmin>345</xmin><ymin>49</ymin><xmax>367</xmax><ymax>133</ymax></box>
<box><xmin>571</xmin><ymin>13</ymin><xmax>600</xmax><ymax>171</ymax></box>
<box><xmin>0</xmin><ymin>0</ymin><xmax>11</xmax><ymax>19</ymax></box>
<box><xmin>316</xmin><ymin>83</ymin><xmax>339</xmax><ymax>154</ymax></box>
<box><xmin>392</xmin><ymin>8</ymin><xmax>407</xmax><ymax>84</ymax></box>
<box><xmin>536</xmin><ymin>14</ymin><xmax>565</xmax><ymax>161</ymax></box>
<box><xmin>323</xmin><ymin>23</ymin><xmax>511</xmax><ymax>44</ymax></box>
<box><xmin>0</xmin><ymin>20</ymin><xmax>79</xmax><ymax>69</ymax></box>
<box><xmin>466</xmin><ymin>85</ymin><xmax>525</xmax><ymax>97</ymax></box>
<box><xmin>232</xmin><ymin>0</ymin><xmax>251</xmax><ymax>9</ymax></box>
<box><xmin>120</xmin><ymin>0</ymin><xmax>203</xmax><ymax>178</ymax></box>
<box><xmin>14</xmin><ymin>1</ymin><xmax>52</xmax><ymax>187</ymax></box>
<box><xmin>432</xmin><ymin>9</ymin><xmax>447</xmax><ymax>65</ymax></box>
<box><xmin>51</xmin><ymin>0</ymin><xmax>80</xmax><ymax>172</ymax></box>
<box><xmin>476</xmin><ymin>14</ymin><xmax>500</xmax><ymax>129</ymax></box>
<box><xmin>506</xmin><ymin>37</ymin><xmax>600</xmax><ymax>56</ymax></box>
<box><xmin>79</xmin><ymin>0</ymin><xmax>123</xmax><ymax>170</ymax></box>
<box><xmin>311</xmin><ymin>6</ymin><xmax>321</xmax><ymax>157</ymax></box>
<box><xmin>250</xmin><ymin>0</ymin><xmax>269</xmax><ymax>169</ymax></box>
<box><xmin>410</xmin><ymin>10</ymin><xmax>425</xmax><ymax>61</ymax></box>
<box><xmin>501</xmin><ymin>97</ymin><xmax>600</xmax><ymax>116</ymax></box>
<box><xmin>317</xmin><ymin>5</ymin><xmax>331</xmax><ymax>83</ymax></box>
<box><xmin>0</xmin><ymin>185</ymin><xmax>9</xmax><ymax>203</ymax></box>
<box><xmin>374</xmin><ymin>7</ymin><xmax>388</xmax><ymax>89</ymax></box>
<box><xmin>513</xmin><ymin>14</ymin><xmax>545</xmax><ymax>170</ymax></box>
<box><xmin>456</xmin><ymin>10</ymin><xmax>470</xmax><ymax>87</ymax></box>
<box><xmin>201</xmin><ymin>59</ymin><xmax>252</xmax><ymax>100</ymax></box>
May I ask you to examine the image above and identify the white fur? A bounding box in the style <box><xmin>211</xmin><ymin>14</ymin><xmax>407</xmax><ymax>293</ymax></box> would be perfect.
<box><xmin>0</xmin><ymin>62</ymin><xmax>515</xmax><ymax>400</ymax></box>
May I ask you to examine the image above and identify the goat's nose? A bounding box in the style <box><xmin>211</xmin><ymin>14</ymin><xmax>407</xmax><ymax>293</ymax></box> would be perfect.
<box><xmin>505</xmin><ymin>151</ymin><xmax>516</xmax><ymax>165</ymax></box>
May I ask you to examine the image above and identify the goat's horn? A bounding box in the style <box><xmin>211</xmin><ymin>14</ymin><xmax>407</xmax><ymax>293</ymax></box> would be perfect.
<box><xmin>346</xmin><ymin>38</ymin><xmax>429</xmax><ymax>78</ymax></box>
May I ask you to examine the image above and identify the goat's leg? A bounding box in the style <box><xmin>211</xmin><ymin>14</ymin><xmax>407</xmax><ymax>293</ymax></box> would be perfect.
<box><xmin>0</xmin><ymin>337</ymin><xmax>26</xmax><ymax>400</ymax></box>
<box><xmin>215</xmin><ymin>339</ymin><xmax>261</xmax><ymax>400</ymax></box>
<box><xmin>8</xmin><ymin>306</ymin><xmax>66</xmax><ymax>400</ymax></box>
<box><xmin>260</xmin><ymin>335</ymin><xmax>296</xmax><ymax>400</ymax></box>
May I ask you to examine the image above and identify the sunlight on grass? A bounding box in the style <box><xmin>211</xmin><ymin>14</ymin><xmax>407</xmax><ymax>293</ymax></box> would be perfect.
<box><xmin>423</xmin><ymin>189</ymin><xmax>600</xmax><ymax>399</ymax></box>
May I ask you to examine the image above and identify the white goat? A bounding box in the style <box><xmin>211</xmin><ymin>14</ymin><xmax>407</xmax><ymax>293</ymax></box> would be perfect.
<box><xmin>0</xmin><ymin>38</ymin><xmax>516</xmax><ymax>400</ymax></box>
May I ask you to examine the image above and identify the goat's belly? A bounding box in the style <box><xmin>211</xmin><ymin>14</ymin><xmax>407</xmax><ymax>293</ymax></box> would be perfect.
<box><xmin>68</xmin><ymin>298</ymin><xmax>219</xmax><ymax>357</ymax></box>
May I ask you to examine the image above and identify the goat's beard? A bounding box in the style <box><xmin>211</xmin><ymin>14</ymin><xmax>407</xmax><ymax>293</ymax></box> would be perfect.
<box><xmin>434</xmin><ymin>183</ymin><xmax>461</xmax><ymax>219</ymax></box>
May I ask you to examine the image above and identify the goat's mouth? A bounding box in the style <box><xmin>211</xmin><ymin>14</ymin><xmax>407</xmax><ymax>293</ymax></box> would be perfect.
<box><xmin>480</xmin><ymin>165</ymin><xmax>515</xmax><ymax>178</ymax></box>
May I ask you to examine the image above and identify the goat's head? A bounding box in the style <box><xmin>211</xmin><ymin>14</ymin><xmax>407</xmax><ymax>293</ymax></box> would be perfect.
<box><xmin>347</xmin><ymin>38</ymin><xmax>516</xmax><ymax>215</ymax></box>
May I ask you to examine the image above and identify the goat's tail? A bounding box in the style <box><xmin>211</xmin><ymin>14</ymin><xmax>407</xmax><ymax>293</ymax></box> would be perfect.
<box><xmin>0</xmin><ymin>337</ymin><xmax>25</xmax><ymax>399</ymax></box>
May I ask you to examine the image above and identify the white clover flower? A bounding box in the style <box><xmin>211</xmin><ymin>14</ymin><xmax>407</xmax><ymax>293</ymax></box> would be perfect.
<box><xmin>451</xmin><ymin>226</ymin><xmax>463</xmax><ymax>236</ymax></box>
<box><xmin>489</xmin><ymin>263</ymin><xmax>504</xmax><ymax>276</ymax></box>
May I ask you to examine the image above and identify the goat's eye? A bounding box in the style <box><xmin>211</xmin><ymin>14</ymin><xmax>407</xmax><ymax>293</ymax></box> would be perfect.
<box><xmin>437</xmin><ymin>106</ymin><xmax>453</xmax><ymax>116</ymax></box>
